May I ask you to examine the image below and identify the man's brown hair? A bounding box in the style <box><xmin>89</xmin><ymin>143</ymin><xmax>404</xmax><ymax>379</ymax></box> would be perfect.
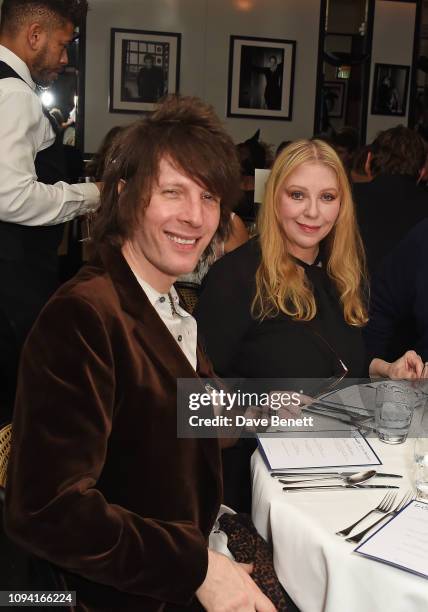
<box><xmin>92</xmin><ymin>95</ymin><xmax>241</xmax><ymax>248</ymax></box>
<box><xmin>0</xmin><ymin>0</ymin><xmax>88</xmax><ymax>33</ymax></box>
<box><xmin>370</xmin><ymin>125</ymin><xmax>427</xmax><ymax>178</ymax></box>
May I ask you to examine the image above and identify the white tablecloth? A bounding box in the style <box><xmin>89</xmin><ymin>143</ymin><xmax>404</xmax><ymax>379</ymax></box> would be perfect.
<box><xmin>252</xmin><ymin>438</ymin><xmax>428</xmax><ymax>612</ymax></box>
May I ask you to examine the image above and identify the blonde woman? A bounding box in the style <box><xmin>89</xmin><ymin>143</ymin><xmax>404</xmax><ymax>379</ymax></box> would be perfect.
<box><xmin>195</xmin><ymin>139</ymin><xmax>424</xmax><ymax>510</ymax></box>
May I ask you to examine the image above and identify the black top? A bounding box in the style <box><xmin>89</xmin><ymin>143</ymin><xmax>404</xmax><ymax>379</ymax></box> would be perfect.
<box><xmin>354</xmin><ymin>174</ymin><xmax>428</xmax><ymax>281</ymax></box>
<box><xmin>195</xmin><ymin>238</ymin><xmax>367</xmax><ymax>382</ymax></box>
<box><xmin>365</xmin><ymin>218</ymin><xmax>428</xmax><ymax>362</ymax></box>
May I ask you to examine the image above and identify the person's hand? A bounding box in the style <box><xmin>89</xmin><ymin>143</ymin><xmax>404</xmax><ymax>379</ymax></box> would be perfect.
<box><xmin>388</xmin><ymin>350</ymin><xmax>425</xmax><ymax>379</ymax></box>
<box><xmin>370</xmin><ymin>351</ymin><xmax>425</xmax><ymax>379</ymax></box>
<box><xmin>95</xmin><ymin>182</ymin><xmax>103</xmax><ymax>192</ymax></box>
<box><xmin>196</xmin><ymin>550</ymin><xmax>276</xmax><ymax>612</ymax></box>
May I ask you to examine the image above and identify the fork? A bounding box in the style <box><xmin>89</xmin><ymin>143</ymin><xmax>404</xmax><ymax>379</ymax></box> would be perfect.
<box><xmin>345</xmin><ymin>491</ymin><xmax>414</xmax><ymax>544</ymax></box>
<box><xmin>335</xmin><ymin>491</ymin><xmax>397</xmax><ymax>537</ymax></box>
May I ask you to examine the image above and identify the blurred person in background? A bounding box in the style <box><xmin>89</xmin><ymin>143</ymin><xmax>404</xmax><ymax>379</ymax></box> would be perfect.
<box><xmin>365</xmin><ymin>218</ymin><xmax>428</xmax><ymax>364</ymax></box>
<box><xmin>329</xmin><ymin>127</ymin><xmax>359</xmax><ymax>174</ymax></box>
<box><xmin>354</xmin><ymin>125</ymin><xmax>428</xmax><ymax>282</ymax></box>
<box><xmin>350</xmin><ymin>145</ymin><xmax>372</xmax><ymax>184</ymax></box>
<box><xmin>234</xmin><ymin>129</ymin><xmax>271</xmax><ymax>224</ymax></box>
<box><xmin>275</xmin><ymin>139</ymin><xmax>292</xmax><ymax>160</ymax></box>
<box><xmin>86</xmin><ymin>125</ymin><xmax>125</xmax><ymax>181</ymax></box>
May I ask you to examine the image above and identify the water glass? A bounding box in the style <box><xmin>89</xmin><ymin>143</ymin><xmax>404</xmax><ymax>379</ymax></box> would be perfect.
<box><xmin>375</xmin><ymin>382</ymin><xmax>416</xmax><ymax>444</ymax></box>
<box><xmin>414</xmin><ymin>437</ymin><xmax>428</xmax><ymax>500</ymax></box>
<box><xmin>414</xmin><ymin>404</ymin><xmax>428</xmax><ymax>499</ymax></box>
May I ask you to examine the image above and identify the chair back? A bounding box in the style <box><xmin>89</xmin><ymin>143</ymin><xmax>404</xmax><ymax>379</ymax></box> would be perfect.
<box><xmin>0</xmin><ymin>423</ymin><xmax>70</xmax><ymax>597</ymax></box>
<box><xmin>0</xmin><ymin>423</ymin><xmax>12</xmax><ymax>488</ymax></box>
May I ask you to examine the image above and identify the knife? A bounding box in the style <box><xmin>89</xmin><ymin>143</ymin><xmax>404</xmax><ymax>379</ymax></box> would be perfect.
<box><xmin>313</xmin><ymin>399</ymin><xmax>373</xmax><ymax>415</ymax></box>
<box><xmin>302</xmin><ymin>407</ymin><xmax>376</xmax><ymax>431</ymax></box>
<box><xmin>271</xmin><ymin>471</ymin><xmax>402</xmax><ymax>478</ymax></box>
<box><xmin>282</xmin><ymin>484</ymin><xmax>400</xmax><ymax>491</ymax></box>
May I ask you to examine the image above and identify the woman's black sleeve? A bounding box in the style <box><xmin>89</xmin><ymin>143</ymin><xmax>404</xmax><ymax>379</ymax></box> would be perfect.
<box><xmin>194</xmin><ymin>252</ymin><xmax>254</xmax><ymax>376</ymax></box>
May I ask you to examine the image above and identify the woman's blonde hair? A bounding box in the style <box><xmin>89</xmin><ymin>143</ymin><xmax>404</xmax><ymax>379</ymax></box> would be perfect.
<box><xmin>253</xmin><ymin>138</ymin><xmax>368</xmax><ymax>326</ymax></box>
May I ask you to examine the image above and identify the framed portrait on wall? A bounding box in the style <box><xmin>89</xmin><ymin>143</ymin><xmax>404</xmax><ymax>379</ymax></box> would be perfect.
<box><xmin>227</xmin><ymin>35</ymin><xmax>296</xmax><ymax>120</ymax></box>
<box><xmin>109</xmin><ymin>28</ymin><xmax>181</xmax><ymax>114</ymax></box>
<box><xmin>323</xmin><ymin>81</ymin><xmax>345</xmax><ymax>118</ymax></box>
<box><xmin>371</xmin><ymin>63</ymin><xmax>410</xmax><ymax>117</ymax></box>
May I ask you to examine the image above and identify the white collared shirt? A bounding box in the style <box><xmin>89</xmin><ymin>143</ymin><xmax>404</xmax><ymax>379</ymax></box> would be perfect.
<box><xmin>0</xmin><ymin>45</ymin><xmax>99</xmax><ymax>226</ymax></box>
<box><xmin>133</xmin><ymin>274</ymin><xmax>197</xmax><ymax>371</ymax></box>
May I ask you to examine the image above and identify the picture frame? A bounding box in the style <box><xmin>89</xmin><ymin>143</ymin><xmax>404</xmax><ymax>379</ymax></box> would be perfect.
<box><xmin>371</xmin><ymin>63</ymin><xmax>410</xmax><ymax>117</ymax></box>
<box><xmin>227</xmin><ymin>35</ymin><xmax>296</xmax><ymax>121</ymax></box>
<box><xmin>323</xmin><ymin>81</ymin><xmax>345</xmax><ymax>118</ymax></box>
<box><xmin>109</xmin><ymin>28</ymin><xmax>181</xmax><ymax>114</ymax></box>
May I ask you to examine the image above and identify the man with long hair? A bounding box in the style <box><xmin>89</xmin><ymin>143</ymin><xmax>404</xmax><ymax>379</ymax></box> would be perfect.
<box><xmin>5</xmin><ymin>95</ymin><xmax>275</xmax><ymax>612</ymax></box>
<box><xmin>0</xmin><ymin>0</ymin><xmax>100</xmax><ymax>418</ymax></box>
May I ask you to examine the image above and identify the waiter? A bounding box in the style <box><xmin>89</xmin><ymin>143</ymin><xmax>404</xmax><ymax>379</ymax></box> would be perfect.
<box><xmin>0</xmin><ymin>0</ymin><xmax>99</xmax><ymax>417</ymax></box>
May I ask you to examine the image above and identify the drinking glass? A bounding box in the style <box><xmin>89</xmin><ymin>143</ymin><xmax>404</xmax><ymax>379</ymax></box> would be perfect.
<box><xmin>78</xmin><ymin>176</ymin><xmax>96</xmax><ymax>243</ymax></box>
<box><xmin>414</xmin><ymin>403</ymin><xmax>428</xmax><ymax>499</ymax></box>
<box><xmin>414</xmin><ymin>437</ymin><xmax>428</xmax><ymax>500</ymax></box>
<box><xmin>375</xmin><ymin>382</ymin><xmax>416</xmax><ymax>444</ymax></box>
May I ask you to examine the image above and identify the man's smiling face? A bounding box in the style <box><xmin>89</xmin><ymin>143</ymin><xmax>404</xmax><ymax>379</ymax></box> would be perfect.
<box><xmin>125</xmin><ymin>157</ymin><xmax>221</xmax><ymax>292</ymax></box>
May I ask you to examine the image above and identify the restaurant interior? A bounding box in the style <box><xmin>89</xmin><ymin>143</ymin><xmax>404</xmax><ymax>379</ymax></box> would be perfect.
<box><xmin>1</xmin><ymin>1</ymin><xmax>428</xmax><ymax>611</ymax></box>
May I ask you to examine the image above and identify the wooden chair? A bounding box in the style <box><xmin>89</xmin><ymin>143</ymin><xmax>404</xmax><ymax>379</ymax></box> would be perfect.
<box><xmin>0</xmin><ymin>422</ymin><xmax>12</xmax><ymax>490</ymax></box>
<box><xmin>0</xmin><ymin>423</ymin><xmax>69</xmax><ymax>594</ymax></box>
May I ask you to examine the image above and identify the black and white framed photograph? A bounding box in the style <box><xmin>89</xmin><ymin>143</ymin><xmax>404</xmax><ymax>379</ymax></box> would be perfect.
<box><xmin>227</xmin><ymin>35</ymin><xmax>296</xmax><ymax>120</ymax></box>
<box><xmin>371</xmin><ymin>63</ymin><xmax>410</xmax><ymax>116</ymax></box>
<box><xmin>109</xmin><ymin>28</ymin><xmax>181</xmax><ymax>114</ymax></box>
<box><xmin>323</xmin><ymin>81</ymin><xmax>345</xmax><ymax>118</ymax></box>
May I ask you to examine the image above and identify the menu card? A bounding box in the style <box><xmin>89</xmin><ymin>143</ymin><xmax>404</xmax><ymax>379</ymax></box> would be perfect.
<box><xmin>257</xmin><ymin>431</ymin><xmax>381</xmax><ymax>470</ymax></box>
<box><xmin>355</xmin><ymin>500</ymin><xmax>428</xmax><ymax>580</ymax></box>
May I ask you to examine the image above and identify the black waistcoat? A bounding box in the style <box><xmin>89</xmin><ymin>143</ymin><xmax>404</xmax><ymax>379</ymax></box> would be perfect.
<box><xmin>0</xmin><ymin>61</ymin><xmax>66</xmax><ymax>259</ymax></box>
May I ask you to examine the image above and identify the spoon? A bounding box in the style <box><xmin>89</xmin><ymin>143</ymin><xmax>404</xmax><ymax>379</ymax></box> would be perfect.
<box><xmin>279</xmin><ymin>469</ymin><xmax>376</xmax><ymax>486</ymax></box>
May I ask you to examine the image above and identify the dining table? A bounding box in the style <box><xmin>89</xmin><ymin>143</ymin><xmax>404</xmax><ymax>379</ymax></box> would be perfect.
<box><xmin>251</xmin><ymin>385</ymin><xmax>428</xmax><ymax>612</ymax></box>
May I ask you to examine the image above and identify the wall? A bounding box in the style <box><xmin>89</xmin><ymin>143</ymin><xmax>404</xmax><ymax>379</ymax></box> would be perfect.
<box><xmin>366</xmin><ymin>0</ymin><xmax>417</xmax><ymax>142</ymax></box>
<box><xmin>84</xmin><ymin>0</ymin><xmax>321</xmax><ymax>153</ymax></box>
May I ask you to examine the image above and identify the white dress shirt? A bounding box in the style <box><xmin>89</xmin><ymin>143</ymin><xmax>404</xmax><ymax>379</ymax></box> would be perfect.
<box><xmin>131</xmin><ymin>272</ymin><xmax>198</xmax><ymax>371</ymax></box>
<box><xmin>0</xmin><ymin>45</ymin><xmax>99</xmax><ymax>226</ymax></box>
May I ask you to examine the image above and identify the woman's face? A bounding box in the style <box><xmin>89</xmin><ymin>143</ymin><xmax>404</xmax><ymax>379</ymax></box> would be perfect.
<box><xmin>277</xmin><ymin>161</ymin><xmax>340</xmax><ymax>263</ymax></box>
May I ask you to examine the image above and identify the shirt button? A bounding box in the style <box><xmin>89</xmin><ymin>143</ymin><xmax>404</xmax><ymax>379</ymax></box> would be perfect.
<box><xmin>159</xmin><ymin>297</ymin><xmax>166</xmax><ymax>303</ymax></box>
<box><xmin>177</xmin><ymin>335</ymin><xmax>183</xmax><ymax>342</ymax></box>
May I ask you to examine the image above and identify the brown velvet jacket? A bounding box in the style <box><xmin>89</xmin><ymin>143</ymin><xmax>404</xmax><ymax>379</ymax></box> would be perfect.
<box><xmin>5</xmin><ymin>245</ymin><xmax>222</xmax><ymax>611</ymax></box>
